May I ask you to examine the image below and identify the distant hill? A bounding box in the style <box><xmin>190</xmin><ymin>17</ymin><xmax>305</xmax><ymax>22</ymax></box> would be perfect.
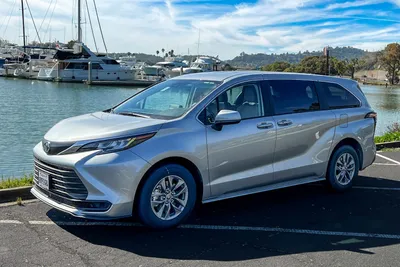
<box><xmin>227</xmin><ymin>46</ymin><xmax>370</xmax><ymax>68</ymax></box>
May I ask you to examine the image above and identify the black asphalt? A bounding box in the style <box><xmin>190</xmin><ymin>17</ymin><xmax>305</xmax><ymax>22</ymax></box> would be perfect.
<box><xmin>1</xmin><ymin>152</ymin><xmax>400</xmax><ymax>267</ymax></box>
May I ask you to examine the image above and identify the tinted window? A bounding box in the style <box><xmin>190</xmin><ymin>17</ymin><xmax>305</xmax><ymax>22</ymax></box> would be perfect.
<box><xmin>92</xmin><ymin>63</ymin><xmax>103</xmax><ymax>70</ymax></box>
<box><xmin>269</xmin><ymin>80</ymin><xmax>320</xmax><ymax>115</ymax></box>
<box><xmin>322</xmin><ymin>83</ymin><xmax>360</xmax><ymax>109</ymax></box>
<box><xmin>204</xmin><ymin>83</ymin><xmax>264</xmax><ymax>123</ymax></box>
<box><xmin>102</xmin><ymin>59</ymin><xmax>119</xmax><ymax>65</ymax></box>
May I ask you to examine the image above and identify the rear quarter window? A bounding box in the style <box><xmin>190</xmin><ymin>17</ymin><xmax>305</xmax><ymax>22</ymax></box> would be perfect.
<box><xmin>321</xmin><ymin>82</ymin><xmax>361</xmax><ymax>109</ymax></box>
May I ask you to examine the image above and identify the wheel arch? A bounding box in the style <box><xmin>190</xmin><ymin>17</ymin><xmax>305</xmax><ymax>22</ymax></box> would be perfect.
<box><xmin>329</xmin><ymin>137</ymin><xmax>363</xmax><ymax>170</ymax></box>
<box><xmin>133</xmin><ymin>156</ymin><xmax>204</xmax><ymax>211</ymax></box>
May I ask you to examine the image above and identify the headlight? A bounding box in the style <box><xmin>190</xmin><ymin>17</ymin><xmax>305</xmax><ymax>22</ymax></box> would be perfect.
<box><xmin>77</xmin><ymin>133</ymin><xmax>155</xmax><ymax>153</ymax></box>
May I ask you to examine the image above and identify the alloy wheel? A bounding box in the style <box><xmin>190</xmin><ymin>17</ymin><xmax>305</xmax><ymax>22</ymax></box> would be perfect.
<box><xmin>335</xmin><ymin>153</ymin><xmax>356</xmax><ymax>186</ymax></box>
<box><xmin>150</xmin><ymin>175</ymin><xmax>189</xmax><ymax>220</ymax></box>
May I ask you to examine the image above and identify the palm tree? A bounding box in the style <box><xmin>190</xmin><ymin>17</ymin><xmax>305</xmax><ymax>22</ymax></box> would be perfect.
<box><xmin>156</xmin><ymin>50</ymin><xmax>159</xmax><ymax>56</ymax></box>
<box><xmin>170</xmin><ymin>49</ymin><xmax>174</xmax><ymax>57</ymax></box>
<box><xmin>161</xmin><ymin>48</ymin><xmax>165</xmax><ymax>54</ymax></box>
<box><xmin>165</xmin><ymin>53</ymin><xmax>168</xmax><ymax>57</ymax></box>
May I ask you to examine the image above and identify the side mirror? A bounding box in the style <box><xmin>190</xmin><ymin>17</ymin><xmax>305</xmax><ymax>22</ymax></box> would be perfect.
<box><xmin>212</xmin><ymin>110</ymin><xmax>241</xmax><ymax>131</ymax></box>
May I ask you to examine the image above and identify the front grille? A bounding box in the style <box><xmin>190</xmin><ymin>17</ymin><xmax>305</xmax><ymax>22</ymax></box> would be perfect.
<box><xmin>34</xmin><ymin>158</ymin><xmax>88</xmax><ymax>200</ymax></box>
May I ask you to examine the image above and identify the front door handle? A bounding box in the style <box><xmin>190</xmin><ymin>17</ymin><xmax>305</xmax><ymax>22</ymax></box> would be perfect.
<box><xmin>277</xmin><ymin>119</ymin><xmax>293</xmax><ymax>126</ymax></box>
<box><xmin>257</xmin><ymin>122</ymin><xmax>274</xmax><ymax>129</ymax></box>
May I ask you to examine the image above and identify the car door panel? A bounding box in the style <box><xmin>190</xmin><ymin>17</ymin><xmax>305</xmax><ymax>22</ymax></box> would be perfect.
<box><xmin>268</xmin><ymin>79</ymin><xmax>336</xmax><ymax>183</ymax></box>
<box><xmin>207</xmin><ymin>118</ymin><xmax>276</xmax><ymax>196</ymax></box>
<box><xmin>206</xmin><ymin>81</ymin><xmax>277</xmax><ymax>197</ymax></box>
<box><xmin>272</xmin><ymin>111</ymin><xmax>336</xmax><ymax>182</ymax></box>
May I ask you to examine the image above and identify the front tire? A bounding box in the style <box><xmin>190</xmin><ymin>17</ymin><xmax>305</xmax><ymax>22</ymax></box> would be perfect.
<box><xmin>326</xmin><ymin>145</ymin><xmax>359</xmax><ymax>192</ymax></box>
<box><xmin>137</xmin><ymin>164</ymin><xmax>197</xmax><ymax>229</ymax></box>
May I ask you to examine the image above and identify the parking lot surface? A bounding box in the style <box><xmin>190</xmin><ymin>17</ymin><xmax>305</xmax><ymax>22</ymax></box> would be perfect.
<box><xmin>1</xmin><ymin>152</ymin><xmax>400</xmax><ymax>267</ymax></box>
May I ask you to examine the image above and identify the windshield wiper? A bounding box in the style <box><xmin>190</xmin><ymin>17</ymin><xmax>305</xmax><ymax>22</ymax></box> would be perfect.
<box><xmin>117</xmin><ymin>111</ymin><xmax>150</xmax><ymax>118</ymax></box>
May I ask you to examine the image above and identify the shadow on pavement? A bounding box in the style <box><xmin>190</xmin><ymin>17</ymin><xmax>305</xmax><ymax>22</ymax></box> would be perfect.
<box><xmin>47</xmin><ymin>175</ymin><xmax>400</xmax><ymax>261</ymax></box>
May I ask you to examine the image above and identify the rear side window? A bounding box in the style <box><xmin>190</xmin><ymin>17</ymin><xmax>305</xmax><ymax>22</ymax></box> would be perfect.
<box><xmin>322</xmin><ymin>82</ymin><xmax>360</xmax><ymax>109</ymax></box>
<box><xmin>268</xmin><ymin>80</ymin><xmax>320</xmax><ymax>115</ymax></box>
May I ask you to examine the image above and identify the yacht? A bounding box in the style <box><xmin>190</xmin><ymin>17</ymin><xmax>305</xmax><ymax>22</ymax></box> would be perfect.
<box><xmin>118</xmin><ymin>56</ymin><xmax>137</xmax><ymax>68</ymax></box>
<box><xmin>171</xmin><ymin>56</ymin><xmax>222</xmax><ymax>75</ymax></box>
<box><xmin>13</xmin><ymin>47</ymin><xmax>56</xmax><ymax>78</ymax></box>
<box><xmin>37</xmin><ymin>43</ymin><xmax>136</xmax><ymax>82</ymax></box>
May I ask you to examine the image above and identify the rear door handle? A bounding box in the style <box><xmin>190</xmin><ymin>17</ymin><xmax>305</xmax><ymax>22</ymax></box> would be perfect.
<box><xmin>277</xmin><ymin>119</ymin><xmax>293</xmax><ymax>126</ymax></box>
<box><xmin>257</xmin><ymin>122</ymin><xmax>274</xmax><ymax>129</ymax></box>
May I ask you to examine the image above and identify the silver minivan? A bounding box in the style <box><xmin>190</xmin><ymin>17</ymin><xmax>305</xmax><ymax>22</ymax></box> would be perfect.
<box><xmin>32</xmin><ymin>71</ymin><xmax>377</xmax><ymax>228</ymax></box>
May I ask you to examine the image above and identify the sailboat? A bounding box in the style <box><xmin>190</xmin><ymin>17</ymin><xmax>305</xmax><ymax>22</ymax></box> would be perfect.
<box><xmin>37</xmin><ymin>0</ymin><xmax>136</xmax><ymax>82</ymax></box>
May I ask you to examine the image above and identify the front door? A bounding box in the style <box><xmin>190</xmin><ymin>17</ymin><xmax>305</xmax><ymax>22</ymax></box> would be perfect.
<box><xmin>268</xmin><ymin>79</ymin><xmax>336</xmax><ymax>182</ymax></box>
<box><xmin>205</xmin><ymin>82</ymin><xmax>277</xmax><ymax>197</ymax></box>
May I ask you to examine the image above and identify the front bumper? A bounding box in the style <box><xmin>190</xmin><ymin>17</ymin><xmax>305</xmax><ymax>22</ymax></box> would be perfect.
<box><xmin>32</xmin><ymin>142</ymin><xmax>151</xmax><ymax>219</ymax></box>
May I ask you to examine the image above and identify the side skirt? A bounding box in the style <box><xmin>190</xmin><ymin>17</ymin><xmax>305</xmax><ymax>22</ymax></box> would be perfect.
<box><xmin>203</xmin><ymin>176</ymin><xmax>325</xmax><ymax>204</ymax></box>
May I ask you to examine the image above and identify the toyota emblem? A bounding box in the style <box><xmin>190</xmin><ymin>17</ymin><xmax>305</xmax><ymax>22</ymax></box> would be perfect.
<box><xmin>43</xmin><ymin>141</ymin><xmax>51</xmax><ymax>153</ymax></box>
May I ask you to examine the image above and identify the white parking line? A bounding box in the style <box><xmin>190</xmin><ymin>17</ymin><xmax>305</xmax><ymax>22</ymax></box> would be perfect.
<box><xmin>0</xmin><ymin>220</ymin><xmax>23</xmax><ymax>224</ymax></box>
<box><xmin>0</xmin><ymin>220</ymin><xmax>392</xmax><ymax>240</ymax></box>
<box><xmin>376</xmin><ymin>154</ymin><xmax>400</xmax><ymax>166</ymax></box>
<box><xmin>373</xmin><ymin>163</ymin><xmax>399</xmax><ymax>166</ymax></box>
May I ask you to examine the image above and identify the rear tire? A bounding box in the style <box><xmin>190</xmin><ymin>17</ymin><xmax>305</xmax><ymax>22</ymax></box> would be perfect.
<box><xmin>326</xmin><ymin>145</ymin><xmax>359</xmax><ymax>192</ymax></box>
<box><xmin>137</xmin><ymin>164</ymin><xmax>196</xmax><ymax>229</ymax></box>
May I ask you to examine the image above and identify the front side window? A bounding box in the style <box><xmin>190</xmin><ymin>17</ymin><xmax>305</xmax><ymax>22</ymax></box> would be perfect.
<box><xmin>204</xmin><ymin>83</ymin><xmax>264</xmax><ymax>124</ymax></box>
<box><xmin>114</xmin><ymin>79</ymin><xmax>220</xmax><ymax>119</ymax></box>
<box><xmin>322</xmin><ymin>82</ymin><xmax>361</xmax><ymax>109</ymax></box>
<box><xmin>269</xmin><ymin>80</ymin><xmax>320</xmax><ymax>115</ymax></box>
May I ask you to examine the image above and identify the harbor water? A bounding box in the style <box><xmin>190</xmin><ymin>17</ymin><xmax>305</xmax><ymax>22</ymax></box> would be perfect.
<box><xmin>0</xmin><ymin>78</ymin><xmax>399</xmax><ymax>177</ymax></box>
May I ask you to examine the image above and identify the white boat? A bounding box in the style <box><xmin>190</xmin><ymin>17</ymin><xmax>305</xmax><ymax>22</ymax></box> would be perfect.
<box><xmin>119</xmin><ymin>56</ymin><xmax>137</xmax><ymax>68</ymax></box>
<box><xmin>37</xmin><ymin>43</ymin><xmax>136</xmax><ymax>82</ymax></box>
<box><xmin>13</xmin><ymin>49</ymin><xmax>56</xmax><ymax>79</ymax></box>
<box><xmin>171</xmin><ymin>56</ymin><xmax>222</xmax><ymax>75</ymax></box>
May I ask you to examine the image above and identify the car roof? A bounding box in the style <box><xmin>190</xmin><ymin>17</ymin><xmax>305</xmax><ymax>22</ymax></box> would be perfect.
<box><xmin>172</xmin><ymin>71</ymin><xmax>356</xmax><ymax>85</ymax></box>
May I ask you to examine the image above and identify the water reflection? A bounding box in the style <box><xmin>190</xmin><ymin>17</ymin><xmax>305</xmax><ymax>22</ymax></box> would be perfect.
<box><xmin>361</xmin><ymin>85</ymin><xmax>400</xmax><ymax>135</ymax></box>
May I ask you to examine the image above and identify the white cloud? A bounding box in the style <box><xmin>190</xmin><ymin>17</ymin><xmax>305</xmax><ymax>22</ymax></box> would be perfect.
<box><xmin>0</xmin><ymin>0</ymin><xmax>399</xmax><ymax>59</ymax></box>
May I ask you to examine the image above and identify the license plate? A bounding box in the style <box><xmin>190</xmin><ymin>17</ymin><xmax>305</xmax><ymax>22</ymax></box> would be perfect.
<box><xmin>38</xmin><ymin>171</ymin><xmax>49</xmax><ymax>190</ymax></box>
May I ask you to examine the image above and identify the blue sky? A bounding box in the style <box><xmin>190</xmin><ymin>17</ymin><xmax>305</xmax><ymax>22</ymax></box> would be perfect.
<box><xmin>1</xmin><ymin>0</ymin><xmax>399</xmax><ymax>59</ymax></box>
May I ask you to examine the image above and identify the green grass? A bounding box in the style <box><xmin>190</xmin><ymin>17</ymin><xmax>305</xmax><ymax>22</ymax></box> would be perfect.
<box><xmin>375</xmin><ymin>131</ymin><xmax>400</xmax><ymax>144</ymax></box>
<box><xmin>0</xmin><ymin>174</ymin><xmax>34</xmax><ymax>190</ymax></box>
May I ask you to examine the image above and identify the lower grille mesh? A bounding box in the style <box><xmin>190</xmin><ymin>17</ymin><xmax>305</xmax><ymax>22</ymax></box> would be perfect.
<box><xmin>33</xmin><ymin>158</ymin><xmax>88</xmax><ymax>200</ymax></box>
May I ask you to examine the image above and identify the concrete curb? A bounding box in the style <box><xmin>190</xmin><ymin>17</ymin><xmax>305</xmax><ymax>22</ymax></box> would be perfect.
<box><xmin>376</xmin><ymin>141</ymin><xmax>400</xmax><ymax>151</ymax></box>
<box><xmin>0</xmin><ymin>186</ymin><xmax>34</xmax><ymax>204</ymax></box>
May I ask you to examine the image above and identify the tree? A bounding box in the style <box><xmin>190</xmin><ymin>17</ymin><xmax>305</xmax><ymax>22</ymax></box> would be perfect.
<box><xmin>261</xmin><ymin>61</ymin><xmax>291</xmax><ymax>72</ymax></box>
<box><xmin>127</xmin><ymin>52</ymin><xmax>132</xmax><ymax>56</ymax></box>
<box><xmin>156</xmin><ymin>50</ymin><xmax>159</xmax><ymax>56</ymax></box>
<box><xmin>67</xmin><ymin>40</ymin><xmax>76</xmax><ymax>49</ymax></box>
<box><xmin>296</xmin><ymin>56</ymin><xmax>326</xmax><ymax>74</ymax></box>
<box><xmin>161</xmin><ymin>48</ymin><xmax>165</xmax><ymax>54</ymax></box>
<box><xmin>334</xmin><ymin>60</ymin><xmax>347</xmax><ymax>77</ymax></box>
<box><xmin>165</xmin><ymin>53</ymin><xmax>168</xmax><ymax>57</ymax></box>
<box><xmin>380</xmin><ymin>43</ymin><xmax>400</xmax><ymax>85</ymax></box>
<box><xmin>346</xmin><ymin>58</ymin><xmax>361</xmax><ymax>79</ymax></box>
<box><xmin>170</xmin><ymin>49</ymin><xmax>174</xmax><ymax>57</ymax></box>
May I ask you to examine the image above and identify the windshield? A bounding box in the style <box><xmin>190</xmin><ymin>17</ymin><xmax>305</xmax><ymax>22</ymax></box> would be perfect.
<box><xmin>113</xmin><ymin>79</ymin><xmax>221</xmax><ymax>119</ymax></box>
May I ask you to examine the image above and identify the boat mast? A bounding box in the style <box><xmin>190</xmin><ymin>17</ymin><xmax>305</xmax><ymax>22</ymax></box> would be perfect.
<box><xmin>21</xmin><ymin>0</ymin><xmax>26</xmax><ymax>52</ymax></box>
<box><xmin>196</xmin><ymin>29</ymin><xmax>200</xmax><ymax>59</ymax></box>
<box><xmin>77</xmin><ymin>0</ymin><xmax>82</xmax><ymax>43</ymax></box>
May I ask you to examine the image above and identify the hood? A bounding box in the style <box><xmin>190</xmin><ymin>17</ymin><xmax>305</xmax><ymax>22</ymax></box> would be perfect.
<box><xmin>44</xmin><ymin>111</ymin><xmax>165</xmax><ymax>143</ymax></box>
